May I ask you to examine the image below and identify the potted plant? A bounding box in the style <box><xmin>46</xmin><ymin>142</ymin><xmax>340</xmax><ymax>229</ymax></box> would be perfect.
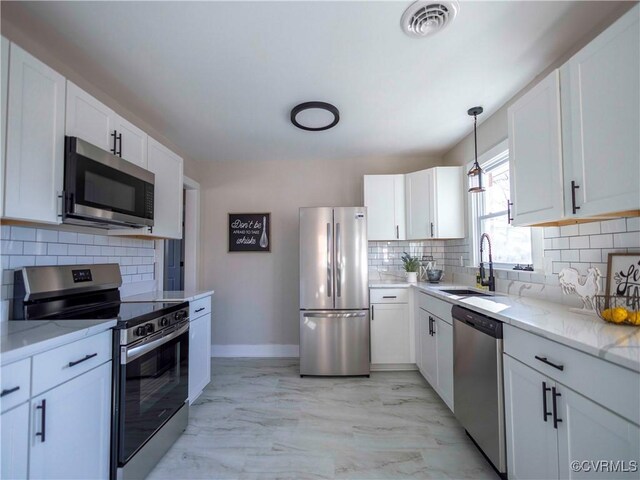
<box><xmin>401</xmin><ymin>252</ymin><xmax>420</xmax><ymax>283</ymax></box>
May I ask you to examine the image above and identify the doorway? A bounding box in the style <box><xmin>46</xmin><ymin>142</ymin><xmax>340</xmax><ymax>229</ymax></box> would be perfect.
<box><xmin>163</xmin><ymin>190</ymin><xmax>186</xmax><ymax>290</ymax></box>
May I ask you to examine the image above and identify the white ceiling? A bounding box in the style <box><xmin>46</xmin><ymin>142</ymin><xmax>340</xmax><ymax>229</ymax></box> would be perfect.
<box><xmin>4</xmin><ymin>1</ymin><xmax>626</xmax><ymax>162</ymax></box>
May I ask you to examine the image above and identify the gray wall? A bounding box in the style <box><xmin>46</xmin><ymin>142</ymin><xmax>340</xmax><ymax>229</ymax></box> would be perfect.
<box><xmin>199</xmin><ymin>155</ymin><xmax>440</xmax><ymax>347</ymax></box>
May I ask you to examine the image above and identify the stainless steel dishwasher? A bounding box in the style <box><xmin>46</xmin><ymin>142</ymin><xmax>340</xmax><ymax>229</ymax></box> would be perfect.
<box><xmin>452</xmin><ymin>305</ymin><xmax>506</xmax><ymax>478</ymax></box>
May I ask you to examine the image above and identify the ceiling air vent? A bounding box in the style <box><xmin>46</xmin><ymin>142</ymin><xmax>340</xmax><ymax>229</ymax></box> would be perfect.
<box><xmin>401</xmin><ymin>1</ymin><xmax>459</xmax><ymax>38</ymax></box>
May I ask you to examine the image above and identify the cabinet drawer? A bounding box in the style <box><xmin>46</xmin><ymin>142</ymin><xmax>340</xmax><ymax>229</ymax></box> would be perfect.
<box><xmin>370</xmin><ymin>288</ymin><xmax>409</xmax><ymax>304</ymax></box>
<box><xmin>32</xmin><ymin>331</ymin><xmax>112</xmax><ymax>396</ymax></box>
<box><xmin>418</xmin><ymin>292</ymin><xmax>454</xmax><ymax>324</ymax></box>
<box><xmin>1</xmin><ymin>358</ymin><xmax>31</xmax><ymax>413</ymax></box>
<box><xmin>190</xmin><ymin>296</ymin><xmax>211</xmax><ymax>319</ymax></box>
<box><xmin>504</xmin><ymin>324</ymin><xmax>640</xmax><ymax>425</ymax></box>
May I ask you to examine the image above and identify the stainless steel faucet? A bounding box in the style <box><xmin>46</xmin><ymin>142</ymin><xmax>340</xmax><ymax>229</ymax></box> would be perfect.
<box><xmin>479</xmin><ymin>233</ymin><xmax>496</xmax><ymax>292</ymax></box>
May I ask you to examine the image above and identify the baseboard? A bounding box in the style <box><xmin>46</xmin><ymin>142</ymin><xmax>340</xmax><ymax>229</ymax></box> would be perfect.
<box><xmin>370</xmin><ymin>363</ymin><xmax>418</xmax><ymax>372</ymax></box>
<box><xmin>211</xmin><ymin>344</ymin><xmax>299</xmax><ymax>358</ymax></box>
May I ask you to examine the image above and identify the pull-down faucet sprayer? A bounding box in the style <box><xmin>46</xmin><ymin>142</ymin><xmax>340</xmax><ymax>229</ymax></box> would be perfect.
<box><xmin>479</xmin><ymin>233</ymin><xmax>495</xmax><ymax>292</ymax></box>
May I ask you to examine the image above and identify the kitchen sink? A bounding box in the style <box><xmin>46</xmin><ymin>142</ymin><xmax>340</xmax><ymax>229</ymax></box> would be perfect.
<box><xmin>439</xmin><ymin>289</ymin><xmax>492</xmax><ymax>297</ymax></box>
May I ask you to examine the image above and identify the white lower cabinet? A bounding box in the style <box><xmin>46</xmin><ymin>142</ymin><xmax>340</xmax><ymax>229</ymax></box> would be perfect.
<box><xmin>434</xmin><ymin>317</ymin><xmax>453</xmax><ymax>408</ymax></box>
<box><xmin>1</xmin><ymin>402</ymin><xmax>29</xmax><ymax>480</ymax></box>
<box><xmin>418</xmin><ymin>308</ymin><xmax>437</xmax><ymax>386</ymax></box>
<box><xmin>504</xmin><ymin>352</ymin><xmax>640</xmax><ymax>479</ymax></box>
<box><xmin>29</xmin><ymin>362</ymin><xmax>111</xmax><ymax>480</ymax></box>
<box><xmin>370</xmin><ymin>303</ymin><xmax>410</xmax><ymax>365</ymax></box>
<box><xmin>189</xmin><ymin>312</ymin><xmax>212</xmax><ymax>404</ymax></box>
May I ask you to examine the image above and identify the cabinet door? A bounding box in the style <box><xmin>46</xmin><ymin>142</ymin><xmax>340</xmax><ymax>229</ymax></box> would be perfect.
<box><xmin>503</xmin><ymin>355</ymin><xmax>559</xmax><ymax>480</ymax></box>
<box><xmin>113</xmin><ymin>114</ymin><xmax>148</xmax><ymax>168</ymax></box>
<box><xmin>29</xmin><ymin>362</ymin><xmax>111</xmax><ymax>480</ymax></box>
<box><xmin>363</xmin><ymin>175</ymin><xmax>405</xmax><ymax>240</ymax></box>
<box><xmin>432</xmin><ymin>167</ymin><xmax>464</xmax><ymax>238</ymax></box>
<box><xmin>1</xmin><ymin>403</ymin><xmax>29</xmax><ymax>480</ymax></box>
<box><xmin>147</xmin><ymin>137</ymin><xmax>184</xmax><ymax>239</ymax></box>
<box><xmin>556</xmin><ymin>385</ymin><xmax>640</xmax><ymax>480</ymax></box>
<box><xmin>435</xmin><ymin>317</ymin><xmax>453</xmax><ymax>411</ymax></box>
<box><xmin>65</xmin><ymin>80</ymin><xmax>114</xmax><ymax>152</ymax></box>
<box><xmin>370</xmin><ymin>303</ymin><xmax>410</xmax><ymax>364</ymax></box>
<box><xmin>419</xmin><ymin>308</ymin><xmax>438</xmax><ymax>387</ymax></box>
<box><xmin>1</xmin><ymin>36</ymin><xmax>9</xmax><ymax>216</ymax></box>
<box><xmin>405</xmin><ymin>169</ymin><xmax>431</xmax><ymax>240</ymax></box>
<box><xmin>563</xmin><ymin>5</ymin><xmax>640</xmax><ymax>218</ymax></box>
<box><xmin>5</xmin><ymin>43</ymin><xmax>65</xmax><ymax>224</ymax></box>
<box><xmin>189</xmin><ymin>313</ymin><xmax>212</xmax><ymax>404</ymax></box>
<box><xmin>508</xmin><ymin>70</ymin><xmax>564</xmax><ymax>226</ymax></box>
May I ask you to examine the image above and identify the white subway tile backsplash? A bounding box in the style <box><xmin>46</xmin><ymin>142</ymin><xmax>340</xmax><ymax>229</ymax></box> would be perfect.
<box><xmin>590</xmin><ymin>234</ymin><xmax>613</xmax><ymax>248</ymax></box>
<box><xmin>101</xmin><ymin>246</ymin><xmax>116</xmax><ymax>256</ymax></box>
<box><xmin>35</xmin><ymin>256</ymin><xmax>58</xmax><ymax>266</ymax></box>
<box><xmin>0</xmin><ymin>226</ymin><xmax>10</xmax><ymax>240</ymax></box>
<box><xmin>569</xmin><ymin>236</ymin><xmax>589</xmax><ymax>249</ymax></box>
<box><xmin>11</xmin><ymin>227</ymin><xmax>36</xmax><ymax>241</ymax></box>
<box><xmin>2</xmin><ymin>240</ymin><xmax>23</xmax><ymax>255</ymax></box>
<box><xmin>561</xmin><ymin>249</ymin><xmax>580</xmax><ymax>262</ymax></box>
<box><xmin>86</xmin><ymin>245</ymin><xmax>102</xmax><ymax>256</ymax></box>
<box><xmin>560</xmin><ymin>225</ymin><xmax>580</xmax><ymax>237</ymax></box>
<box><xmin>36</xmin><ymin>229</ymin><xmax>58</xmax><ymax>242</ymax></box>
<box><xmin>58</xmin><ymin>256</ymin><xmax>78</xmax><ymax>265</ymax></box>
<box><xmin>578</xmin><ymin>222</ymin><xmax>601</xmax><ymax>236</ymax></box>
<box><xmin>93</xmin><ymin>235</ymin><xmax>109</xmax><ymax>246</ymax></box>
<box><xmin>76</xmin><ymin>233</ymin><xmax>94</xmax><ymax>244</ymax></box>
<box><xmin>626</xmin><ymin>217</ymin><xmax>640</xmax><ymax>232</ymax></box>
<box><xmin>600</xmin><ymin>218</ymin><xmax>627</xmax><ymax>234</ymax></box>
<box><xmin>544</xmin><ymin>227</ymin><xmax>561</xmax><ymax>238</ymax></box>
<box><xmin>552</xmin><ymin>237</ymin><xmax>570</xmax><ymax>250</ymax></box>
<box><xmin>579</xmin><ymin>249</ymin><xmax>601</xmax><ymax>263</ymax></box>
<box><xmin>58</xmin><ymin>231</ymin><xmax>78</xmax><ymax>244</ymax></box>
<box><xmin>47</xmin><ymin>243</ymin><xmax>68</xmax><ymax>256</ymax></box>
<box><xmin>9</xmin><ymin>256</ymin><xmax>36</xmax><ymax>269</ymax></box>
<box><xmin>23</xmin><ymin>242</ymin><xmax>48</xmax><ymax>255</ymax></box>
<box><xmin>71</xmin><ymin>245</ymin><xmax>86</xmax><ymax>256</ymax></box>
<box><xmin>613</xmin><ymin>231</ymin><xmax>640</xmax><ymax>248</ymax></box>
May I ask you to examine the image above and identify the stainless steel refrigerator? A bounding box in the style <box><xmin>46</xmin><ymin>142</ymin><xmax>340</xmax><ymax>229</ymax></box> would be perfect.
<box><xmin>299</xmin><ymin>207</ymin><xmax>370</xmax><ymax>376</ymax></box>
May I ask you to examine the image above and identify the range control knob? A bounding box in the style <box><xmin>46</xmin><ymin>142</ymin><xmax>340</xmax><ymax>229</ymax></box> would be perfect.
<box><xmin>145</xmin><ymin>323</ymin><xmax>154</xmax><ymax>334</ymax></box>
<box><xmin>174</xmin><ymin>311</ymin><xmax>186</xmax><ymax>321</ymax></box>
<box><xmin>159</xmin><ymin>317</ymin><xmax>169</xmax><ymax>327</ymax></box>
<box><xmin>135</xmin><ymin>326</ymin><xmax>146</xmax><ymax>337</ymax></box>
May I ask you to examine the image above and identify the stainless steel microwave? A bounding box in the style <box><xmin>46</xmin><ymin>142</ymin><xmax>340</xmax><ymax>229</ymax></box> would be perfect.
<box><xmin>63</xmin><ymin>137</ymin><xmax>154</xmax><ymax>230</ymax></box>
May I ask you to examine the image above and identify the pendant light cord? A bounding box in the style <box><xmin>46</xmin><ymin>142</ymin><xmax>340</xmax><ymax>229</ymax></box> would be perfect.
<box><xmin>473</xmin><ymin>113</ymin><xmax>478</xmax><ymax>169</ymax></box>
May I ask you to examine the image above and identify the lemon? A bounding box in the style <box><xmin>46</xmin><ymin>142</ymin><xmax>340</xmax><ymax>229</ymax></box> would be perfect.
<box><xmin>601</xmin><ymin>308</ymin><xmax>613</xmax><ymax>321</ymax></box>
<box><xmin>610</xmin><ymin>307</ymin><xmax>629</xmax><ymax>324</ymax></box>
<box><xmin>627</xmin><ymin>311</ymin><xmax>640</xmax><ymax>326</ymax></box>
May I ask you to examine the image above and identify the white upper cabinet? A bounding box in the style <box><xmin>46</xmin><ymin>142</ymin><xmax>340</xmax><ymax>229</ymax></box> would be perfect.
<box><xmin>562</xmin><ymin>4</ymin><xmax>640</xmax><ymax>219</ymax></box>
<box><xmin>363</xmin><ymin>174</ymin><xmax>405</xmax><ymax>241</ymax></box>
<box><xmin>147</xmin><ymin>137</ymin><xmax>183</xmax><ymax>239</ymax></box>
<box><xmin>406</xmin><ymin>167</ymin><xmax>464</xmax><ymax>239</ymax></box>
<box><xmin>112</xmin><ymin>114</ymin><xmax>147</xmax><ymax>168</ymax></box>
<box><xmin>4</xmin><ymin>43</ymin><xmax>65</xmax><ymax>224</ymax></box>
<box><xmin>1</xmin><ymin>36</ymin><xmax>9</xmax><ymax>217</ymax></box>
<box><xmin>66</xmin><ymin>81</ymin><xmax>148</xmax><ymax>168</ymax></box>
<box><xmin>508</xmin><ymin>70</ymin><xmax>564</xmax><ymax>226</ymax></box>
<box><xmin>66</xmin><ymin>80</ymin><xmax>115</xmax><ymax>153</ymax></box>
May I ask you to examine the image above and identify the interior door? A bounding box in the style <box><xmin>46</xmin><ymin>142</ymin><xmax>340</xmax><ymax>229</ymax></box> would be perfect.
<box><xmin>333</xmin><ymin>207</ymin><xmax>368</xmax><ymax>310</ymax></box>
<box><xmin>299</xmin><ymin>207</ymin><xmax>334</xmax><ymax>310</ymax></box>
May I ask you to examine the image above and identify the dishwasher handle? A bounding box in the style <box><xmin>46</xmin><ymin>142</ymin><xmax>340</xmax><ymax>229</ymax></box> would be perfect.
<box><xmin>451</xmin><ymin>305</ymin><xmax>503</xmax><ymax>339</ymax></box>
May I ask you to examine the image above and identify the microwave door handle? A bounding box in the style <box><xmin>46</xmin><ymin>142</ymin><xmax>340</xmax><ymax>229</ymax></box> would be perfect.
<box><xmin>123</xmin><ymin>323</ymin><xmax>189</xmax><ymax>364</ymax></box>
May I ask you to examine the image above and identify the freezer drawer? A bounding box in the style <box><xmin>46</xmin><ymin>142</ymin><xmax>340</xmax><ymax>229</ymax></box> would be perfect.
<box><xmin>299</xmin><ymin>310</ymin><xmax>370</xmax><ymax>376</ymax></box>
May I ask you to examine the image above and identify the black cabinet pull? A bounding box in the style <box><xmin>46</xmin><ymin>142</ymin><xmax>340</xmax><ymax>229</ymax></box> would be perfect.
<box><xmin>507</xmin><ymin>201</ymin><xmax>514</xmax><ymax>224</ymax></box>
<box><xmin>396</xmin><ymin>225</ymin><xmax>399</xmax><ymax>240</ymax></box>
<box><xmin>382</xmin><ymin>296</ymin><xmax>397</xmax><ymax>299</ymax></box>
<box><xmin>36</xmin><ymin>399</ymin><xmax>46</xmax><ymax>442</ymax></box>
<box><xmin>111</xmin><ymin>130</ymin><xmax>118</xmax><ymax>155</ymax></box>
<box><xmin>570</xmin><ymin>181</ymin><xmax>581</xmax><ymax>214</ymax></box>
<box><xmin>430</xmin><ymin>222</ymin><xmax>434</xmax><ymax>237</ymax></box>
<box><xmin>68</xmin><ymin>352</ymin><xmax>98</xmax><ymax>368</ymax></box>
<box><xmin>117</xmin><ymin>132</ymin><xmax>123</xmax><ymax>157</ymax></box>
<box><xmin>542</xmin><ymin>381</ymin><xmax>552</xmax><ymax>422</ymax></box>
<box><xmin>371</xmin><ymin>305</ymin><xmax>374</xmax><ymax>321</ymax></box>
<box><xmin>428</xmin><ymin>316</ymin><xmax>435</xmax><ymax>336</ymax></box>
<box><xmin>195</xmin><ymin>307</ymin><xmax>205</xmax><ymax>313</ymax></box>
<box><xmin>0</xmin><ymin>386</ymin><xmax>20</xmax><ymax>397</ymax></box>
<box><xmin>535</xmin><ymin>355</ymin><xmax>564</xmax><ymax>371</ymax></box>
<box><xmin>552</xmin><ymin>387</ymin><xmax>562</xmax><ymax>429</ymax></box>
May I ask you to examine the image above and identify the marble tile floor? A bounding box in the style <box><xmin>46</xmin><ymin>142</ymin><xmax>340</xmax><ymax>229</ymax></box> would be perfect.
<box><xmin>148</xmin><ymin>358</ymin><xmax>499</xmax><ymax>480</ymax></box>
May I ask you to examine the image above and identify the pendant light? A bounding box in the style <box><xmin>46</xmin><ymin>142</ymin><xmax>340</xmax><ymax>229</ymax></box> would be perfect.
<box><xmin>467</xmin><ymin>106</ymin><xmax>485</xmax><ymax>193</ymax></box>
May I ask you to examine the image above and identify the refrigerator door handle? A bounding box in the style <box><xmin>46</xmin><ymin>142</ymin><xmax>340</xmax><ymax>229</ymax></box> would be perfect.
<box><xmin>327</xmin><ymin>222</ymin><xmax>332</xmax><ymax>298</ymax></box>
<box><xmin>336</xmin><ymin>222</ymin><xmax>342</xmax><ymax>298</ymax></box>
<box><xmin>302</xmin><ymin>312</ymin><xmax>367</xmax><ymax>318</ymax></box>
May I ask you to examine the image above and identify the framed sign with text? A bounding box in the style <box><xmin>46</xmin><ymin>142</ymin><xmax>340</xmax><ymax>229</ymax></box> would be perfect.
<box><xmin>606</xmin><ymin>252</ymin><xmax>640</xmax><ymax>297</ymax></box>
<box><xmin>228</xmin><ymin>213</ymin><xmax>270</xmax><ymax>252</ymax></box>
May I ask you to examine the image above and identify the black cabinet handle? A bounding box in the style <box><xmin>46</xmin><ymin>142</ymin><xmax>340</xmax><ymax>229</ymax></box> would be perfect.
<box><xmin>36</xmin><ymin>399</ymin><xmax>46</xmax><ymax>442</ymax></box>
<box><xmin>428</xmin><ymin>316</ymin><xmax>435</xmax><ymax>336</ymax></box>
<box><xmin>111</xmin><ymin>130</ymin><xmax>118</xmax><ymax>155</ymax></box>
<box><xmin>430</xmin><ymin>222</ymin><xmax>434</xmax><ymax>237</ymax></box>
<box><xmin>542</xmin><ymin>381</ymin><xmax>552</xmax><ymax>422</ymax></box>
<box><xmin>117</xmin><ymin>132</ymin><xmax>123</xmax><ymax>157</ymax></box>
<box><xmin>396</xmin><ymin>225</ymin><xmax>399</xmax><ymax>239</ymax></box>
<box><xmin>0</xmin><ymin>386</ymin><xmax>20</xmax><ymax>397</ymax></box>
<box><xmin>371</xmin><ymin>305</ymin><xmax>374</xmax><ymax>321</ymax></box>
<box><xmin>507</xmin><ymin>201</ymin><xmax>513</xmax><ymax>224</ymax></box>
<box><xmin>552</xmin><ymin>387</ymin><xmax>562</xmax><ymax>429</ymax></box>
<box><xmin>382</xmin><ymin>296</ymin><xmax>397</xmax><ymax>299</ymax></box>
<box><xmin>571</xmin><ymin>181</ymin><xmax>581</xmax><ymax>214</ymax></box>
<box><xmin>535</xmin><ymin>355</ymin><xmax>564</xmax><ymax>371</ymax></box>
<box><xmin>68</xmin><ymin>352</ymin><xmax>98</xmax><ymax>368</ymax></box>
<box><xmin>195</xmin><ymin>307</ymin><xmax>205</xmax><ymax>313</ymax></box>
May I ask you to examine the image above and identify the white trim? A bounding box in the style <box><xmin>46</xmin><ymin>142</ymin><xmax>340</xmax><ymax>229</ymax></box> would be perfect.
<box><xmin>183</xmin><ymin>175</ymin><xmax>200</xmax><ymax>292</ymax></box>
<box><xmin>370</xmin><ymin>363</ymin><xmax>418</xmax><ymax>372</ymax></box>
<box><xmin>211</xmin><ymin>344</ymin><xmax>300</xmax><ymax>358</ymax></box>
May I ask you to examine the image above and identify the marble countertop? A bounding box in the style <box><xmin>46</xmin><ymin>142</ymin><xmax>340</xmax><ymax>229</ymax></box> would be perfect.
<box><xmin>122</xmin><ymin>289</ymin><xmax>214</xmax><ymax>303</ymax></box>
<box><xmin>1</xmin><ymin>319</ymin><xmax>117</xmax><ymax>366</ymax></box>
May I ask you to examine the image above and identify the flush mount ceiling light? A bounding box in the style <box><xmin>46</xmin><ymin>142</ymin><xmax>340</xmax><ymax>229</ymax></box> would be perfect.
<box><xmin>467</xmin><ymin>106</ymin><xmax>485</xmax><ymax>194</ymax></box>
<box><xmin>401</xmin><ymin>1</ymin><xmax>460</xmax><ymax>38</ymax></box>
<box><xmin>290</xmin><ymin>102</ymin><xmax>340</xmax><ymax>131</ymax></box>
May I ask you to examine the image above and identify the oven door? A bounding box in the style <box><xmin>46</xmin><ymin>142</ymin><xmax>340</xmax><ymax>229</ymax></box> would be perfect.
<box><xmin>118</xmin><ymin>322</ymin><xmax>189</xmax><ymax>465</ymax></box>
<box><xmin>64</xmin><ymin>136</ymin><xmax>154</xmax><ymax>228</ymax></box>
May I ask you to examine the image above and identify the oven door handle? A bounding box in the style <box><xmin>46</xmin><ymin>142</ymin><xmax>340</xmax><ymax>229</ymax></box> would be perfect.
<box><xmin>123</xmin><ymin>323</ymin><xmax>189</xmax><ymax>364</ymax></box>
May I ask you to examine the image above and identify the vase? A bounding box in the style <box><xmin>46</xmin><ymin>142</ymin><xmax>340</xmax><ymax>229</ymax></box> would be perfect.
<box><xmin>406</xmin><ymin>272</ymin><xmax>417</xmax><ymax>283</ymax></box>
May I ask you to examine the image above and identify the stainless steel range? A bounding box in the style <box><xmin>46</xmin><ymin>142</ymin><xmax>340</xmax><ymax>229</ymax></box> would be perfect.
<box><xmin>12</xmin><ymin>264</ymin><xmax>189</xmax><ymax>480</ymax></box>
